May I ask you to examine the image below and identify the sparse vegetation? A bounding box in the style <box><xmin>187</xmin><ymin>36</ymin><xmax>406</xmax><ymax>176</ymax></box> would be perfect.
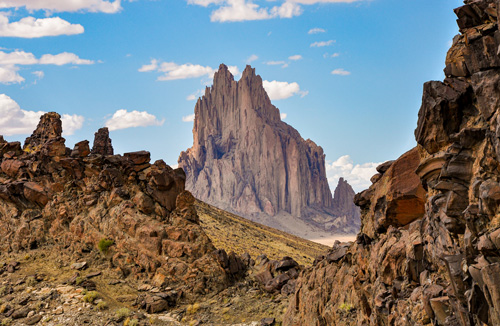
<box><xmin>26</xmin><ymin>276</ymin><xmax>37</xmax><ymax>287</ymax></box>
<box><xmin>96</xmin><ymin>301</ymin><xmax>108</xmax><ymax>310</ymax></box>
<box><xmin>115</xmin><ymin>307</ymin><xmax>131</xmax><ymax>319</ymax></box>
<box><xmin>75</xmin><ymin>276</ymin><xmax>84</xmax><ymax>285</ymax></box>
<box><xmin>186</xmin><ymin>302</ymin><xmax>200</xmax><ymax>314</ymax></box>
<box><xmin>98</xmin><ymin>238</ymin><xmax>114</xmax><ymax>253</ymax></box>
<box><xmin>124</xmin><ymin>318</ymin><xmax>139</xmax><ymax>326</ymax></box>
<box><xmin>339</xmin><ymin>302</ymin><xmax>354</xmax><ymax>313</ymax></box>
<box><xmin>83</xmin><ymin>291</ymin><xmax>99</xmax><ymax>304</ymax></box>
<box><xmin>0</xmin><ymin>318</ymin><xmax>12</xmax><ymax>326</ymax></box>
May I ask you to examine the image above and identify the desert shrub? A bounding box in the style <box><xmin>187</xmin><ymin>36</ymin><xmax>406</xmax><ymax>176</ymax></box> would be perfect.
<box><xmin>124</xmin><ymin>318</ymin><xmax>138</xmax><ymax>326</ymax></box>
<box><xmin>98</xmin><ymin>238</ymin><xmax>114</xmax><ymax>253</ymax></box>
<box><xmin>339</xmin><ymin>303</ymin><xmax>354</xmax><ymax>313</ymax></box>
<box><xmin>115</xmin><ymin>307</ymin><xmax>131</xmax><ymax>319</ymax></box>
<box><xmin>96</xmin><ymin>301</ymin><xmax>108</xmax><ymax>310</ymax></box>
<box><xmin>186</xmin><ymin>302</ymin><xmax>200</xmax><ymax>315</ymax></box>
<box><xmin>83</xmin><ymin>291</ymin><xmax>99</xmax><ymax>304</ymax></box>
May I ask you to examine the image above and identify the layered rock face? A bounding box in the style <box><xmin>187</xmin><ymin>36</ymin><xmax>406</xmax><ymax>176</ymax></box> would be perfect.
<box><xmin>179</xmin><ymin>64</ymin><xmax>359</xmax><ymax>235</ymax></box>
<box><xmin>0</xmin><ymin>113</ymin><xmax>239</xmax><ymax>305</ymax></box>
<box><xmin>284</xmin><ymin>1</ymin><xmax>500</xmax><ymax>325</ymax></box>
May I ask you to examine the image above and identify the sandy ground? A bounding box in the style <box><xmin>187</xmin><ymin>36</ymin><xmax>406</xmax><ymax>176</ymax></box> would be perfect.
<box><xmin>308</xmin><ymin>234</ymin><xmax>357</xmax><ymax>247</ymax></box>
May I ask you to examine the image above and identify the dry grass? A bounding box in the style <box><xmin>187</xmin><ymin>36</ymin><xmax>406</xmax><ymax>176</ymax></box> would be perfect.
<box><xmin>195</xmin><ymin>200</ymin><xmax>329</xmax><ymax>265</ymax></box>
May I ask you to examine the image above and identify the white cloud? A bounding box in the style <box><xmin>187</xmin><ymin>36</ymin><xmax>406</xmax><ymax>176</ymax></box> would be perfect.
<box><xmin>192</xmin><ymin>0</ymin><xmax>302</xmax><ymax>22</ymax></box>
<box><xmin>139</xmin><ymin>59</ymin><xmax>241</xmax><ymax>82</ymax></box>
<box><xmin>138</xmin><ymin>59</ymin><xmax>158</xmax><ymax>72</ymax></box>
<box><xmin>32</xmin><ymin>70</ymin><xmax>44</xmax><ymax>79</ymax></box>
<box><xmin>326</xmin><ymin>155</ymin><xmax>381</xmax><ymax>193</ymax></box>
<box><xmin>331</xmin><ymin>52</ymin><xmax>340</xmax><ymax>57</ymax></box>
<box><xmin>158</xmin><ymin>62</ymin><xmax>214</xmax><ymax>81</ymax></box>
<box><xmin>0</xmin><ymin>50</ymin><xmax>94</xmax><ymax>84</ymax></box>
<box><xmin>0</xmin><ymin>0</ymin><xmax>122</xmax><ymax>13</ymax></box>
<box><xmin>310</xmin><ymin>40</ymin><xmax>335</xmax><ymax>47</ymax></box>
<box><xmin>308</xmin><ymin>27</ymin><xmax>325</xmax><ymax>34</ymax></box>
<box><xmin>331</xmin><ymin>68</ymin><xmax>350</xmax><ymax>76</ymax></box>
<box><xmin>288</xmin><ymin>54</ymin><xmax>302</xmax><ymax>61</ymax></box>
<box><xmin>0</xmin><ymin>94</ymin><xmax>84</xmax><ymax>136</ymax></box>
<box><xmin>0</xmin><ymin>65</ymin><xmax>23</xmax><ymax>83</ymax></box>
<box><xmin>105</xmin><ymin>109</ymin><xmax>164</xmax><ymax>131</ymax></box>
<box><xmin>187</xmin><ymin>89</ymin><xmax>204</xmax><ymax>101</ymax></box>
<box><xmin>290</xmin><ymin>0</ymin><xmax>363</xmax><ymax>3</ymax></box>
<box><xmin>39</xmin><ymin>53</ymin><xmax>94</xmax><ymax>65</ymax></box>
<box><xmin>187</xmin><ymin>0</ymin><xmax>225</xmax><ymax>6</ymax></box>
<box><xmin>246</xmin><ymin>54</ymin><xmax>258</xmax><ymax>64</ymax></box>
<box><xmin>61</xmin><ymin>114</ymin><xmax>85</xmax><ymax>135</ymax></box>
<box><xmin>263</xmin><ymin>80</ymin><xmax>307</xmax><ymax>100</ymax></box>
<box><xmin>0</xmin><ymin>14</ymin><xmax>84</xmax><ymax>38</ymax></box>
<box><xmin>264</xmin><ymin>60</ymin><xmax>288</xmax><ymax>68</ymax></box>
<box><xmin>182</xmin><ymin>114</ymin><xmax>195</xmax><ymax>122</ymax></box>
<box><xmin>280</xmin><ymin>113</ymin><xmax>287</xmax><ymax>119</ymax></box>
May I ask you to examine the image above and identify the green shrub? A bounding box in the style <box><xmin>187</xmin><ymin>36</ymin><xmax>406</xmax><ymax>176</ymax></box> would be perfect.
<box><xmin>115</xmin><ymin>307</ymin><xmax>131</xmax><ymax>319</ymax></box>
<box><xmin>83</xmin><ymin>291</ymin><xmax>99</xmax><ymax>304</ymax></box>
<box><xmin>96</xmin><ymin>301</ymin><xmax>108</xmax><ymax>310</ymax></box>
<box><xmin>98</xmin><ymin>238</ymin><xmax>114</xmax><ymax>253</ymax></box>
<box><xmin>339</xmin><ymin>303</ymin><xmax>354</xmax><ymax>313</ymax></box>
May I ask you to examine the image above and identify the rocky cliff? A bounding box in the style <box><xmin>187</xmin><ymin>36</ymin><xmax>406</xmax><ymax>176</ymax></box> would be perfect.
<box><xmin>283</xmin><ymin>1</ymin><xmax>500</xmax><ymax>325</ymax></box>
<box><xmin>0</xmin><ymin>112</ymin><xmax>235</xmax><ymax>307</ymax></box>
<box><xmin>178</xmin><ymin>64</ymin><xmax>359</xmax><ymax>237</ymax></box>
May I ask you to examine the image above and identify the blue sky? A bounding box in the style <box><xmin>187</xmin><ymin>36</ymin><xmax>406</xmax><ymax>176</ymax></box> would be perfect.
<box><xmin>0</xmin><ymin>0</ymin><xmax>463</xmax><ymax>192</ymax></box>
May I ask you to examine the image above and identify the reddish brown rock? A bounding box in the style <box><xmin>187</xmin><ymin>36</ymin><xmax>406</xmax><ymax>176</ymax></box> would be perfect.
<box><xmin>284</xmin><ymin>2</ymin><xmax>500</xmax><ymax>325</ymax></box>
<box><xmin>1</xmin><ymin>160</ymin><xmax>23</xmax><ymax>177</ymax></box>
<box><xmin>71</xmin><ymin>140</ymin><xmax>90</xmax><ymax>157</ymax></box>
<box><xmin>91</xmin><ymin>127</ymin><xmax>113</xmax><ymax>155</ymax></box>
<box><xmin>179</xmin><ymin>64</ymin><xmax>359</xmax><ymax>235</ymax></box>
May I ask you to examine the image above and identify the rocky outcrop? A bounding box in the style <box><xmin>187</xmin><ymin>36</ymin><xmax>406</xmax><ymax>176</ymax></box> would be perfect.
<box><xmin>91</xmin><ymin>127</ymin><xmax>113</xmax><ymax>155</ymax></box>
<box><xmin>333</xmin><ymin>177</ymin><xmax>360</xmax><ymax>225</ymax></box>
<box><xmin>0</xmin><ymin>113</ymin><xmax>238</xmax><ymax>306</ymax></box>
<box><xmin>179</xmin><ymin>64</ymin><xmax>359</xmax><ymax>235</ymax></box>
<box><xmin>284</xmin><ymin>1</ymin><xmax>500</xmax><ymax>325</ymax></box>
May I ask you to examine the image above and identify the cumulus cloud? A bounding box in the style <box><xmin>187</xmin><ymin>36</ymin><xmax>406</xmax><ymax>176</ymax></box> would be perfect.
<box><xmin>310</xmin><ymin>40</ymin><xmax>335</xmax><ymax>47</ymax></box>
<box><xmin>326</xmin><ymin>155</ymin><xmax>381</xmax><ymax>193</ymax></box>
<box><xmin>0</xmin><ymin>94</ymin><xmax>84</xmax><ymax>135</ymax></box>
<box><xmin>288</xmin><ymin>54</ymin><xmax>302</xmax><ymax>61</ymax></box>
<box><xmin>290</xmin><ymin>0</ymin><xmax>363</xmax><ymax>3</ymax></box>
<box><xmin>0</xmin><ymin>65</ymin><xmax>23</xmax><ymax>83</ymax></box>
<box><xmin>0</xmin><ymin>0</ymin><xmax>122</xmax><ymax>13</ymax></box>
<box><xmin>263</xmin><ymin>80</ymin><xmax>307</xmax><ymax>100</ymax></box>
<box><xmin>105</xmin><ymin>109</ymin><xmax>164</xmax><ymax>131</ymax></box>
<box><xmin>0</xmin><ymin>14</ymin><xmax>84</xmax><ymax>38</ymax></box>
<box><xmin>331</xmin><ymin>68</ymin><xmax>350</xmax><ymax>75</ymax></box>
<box><xmin>39</xmin><ymin>53</ymin><xmax>94</xmax><ymax>65</ymax></box>
<box><xmin>308</xmin><ymin>27</ymin><xmax>325</xmax><ymax>34</ymax></box>
<box><xmin>189</xmin><ymin>0</ymin><xmax>301</xmax><ymax>22</ymax></box>
<box><xmin>246</xmin><ymin>54</ymin><xmax>258</xmax><ymax>64</ymax></box>
<box><xmin>280</xmin><ymin>113</ymin><xmax>287</xmax><ymax>119</ymax></box>
<box><xmin>0</xmin><ymin>50</ymin><xmax>94</xmax><ymax>84</ymax></box>
<box><xmin>182</xmin><ymin>114</ymin><xmax>195</xmax><ymax>122</ymax></box>
<box><xmin>32</xmin><ymin>70</ymin><xmax>44</xmax><ymax>79</ymax></box>
<box><xmin>264</xmin><ymin>60</ymin><xmax>288</xmax><ymax>68</ymax></box>
<box><xmin>138</xmin><ymin>59</ymin><xmax>158</xmax><ymax>72</ymax></box>
<box><xmin>139</xmin><ymin>59</ymin><xmax>240</xmax><ymax>82</ymax></box>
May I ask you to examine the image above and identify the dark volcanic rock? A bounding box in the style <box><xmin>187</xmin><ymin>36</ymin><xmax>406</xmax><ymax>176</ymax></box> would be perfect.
<box><xmin>91</xmin><ymin>127</ymin><xmax>113</xmax><ymax>155</ymax></box>
<box><xmin>179</xmin><ymin>64</ymin><xmax>359</xmax><ymax>235</ymax></box>
<box><xmin>0</xmin><ymin>113</ymin><xmax>234</xmax><ymax>305</ymax></box>
<box><xmin>283</xmin><ymin>1</ymin><xmax>500</xmax><ymax>325</ymax></box>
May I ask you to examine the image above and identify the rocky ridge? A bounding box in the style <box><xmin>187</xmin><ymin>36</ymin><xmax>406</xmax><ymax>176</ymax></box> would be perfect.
<box><xmin>0</xmin><ymin>113</ymin><xmax>307</xmax><ymax>325</ymax></box>
<box><xmin>179</xmin><ymin>64</ymin><xmax>359</xmax><ymax>237</ymax></box>
<box><xmin>283</xmin><ymin>1</ymin><xmax>500</xmax><ymax>325</ymax></box>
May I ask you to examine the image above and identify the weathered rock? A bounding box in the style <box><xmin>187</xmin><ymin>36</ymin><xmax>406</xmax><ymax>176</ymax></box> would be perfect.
<box><xmin>71</xmin><ymin>140</ymin><xmax>90</xmax><ymax>157</ymax></box>
<box><xmin>24</xmin><ymin>112</ymin><xmax>62</xmax><ymax>150</ymax></box>
<box><xmin>91</xmin><ymin>127</ymin><xmax>113</xmax><ymax>155</ymax></box>
<box><xmin>179</xmin><ymin>64</ymin><xmax>359</xmax><ymax>235</ymax></box>
<box><xmin>284</xmin><ymin>3</ymin><xmax>500</xmax><ymax>325</ymax></box>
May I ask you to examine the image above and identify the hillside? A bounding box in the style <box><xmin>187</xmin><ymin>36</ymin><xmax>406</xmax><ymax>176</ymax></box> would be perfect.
<box><xmin>195</xmin><ymin>200</ymin><xmax>330</xmax><ymax>266</ymax></box>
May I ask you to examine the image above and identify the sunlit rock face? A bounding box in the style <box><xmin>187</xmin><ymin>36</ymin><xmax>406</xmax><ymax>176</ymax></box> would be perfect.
<box><xmin>179</xmin><ymin>64</ymin><xmax>360</xmax><ymax>236</ymax></box>
<box><xmin>283</xmin><ymin>1</ymin><xmax>500</xmax><ymax>325</ymax></box>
